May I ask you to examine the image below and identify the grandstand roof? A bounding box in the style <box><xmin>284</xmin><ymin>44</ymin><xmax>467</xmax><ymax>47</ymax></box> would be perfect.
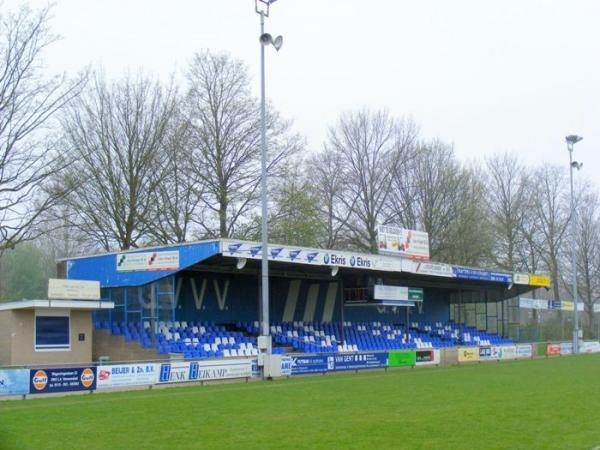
<box><xmin>59</xmin><ymin>239</ymin><xmax>549</xmax><ymax>298</ymax></box>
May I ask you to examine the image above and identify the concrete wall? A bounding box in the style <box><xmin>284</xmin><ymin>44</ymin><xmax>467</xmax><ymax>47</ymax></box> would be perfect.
<box><xmin>9</xmin><ymin>309</ymin><xmax>92</xmax><ymax>366</ymax></box>
<box><xmin>93</xmin><ymin>329</ymin><xmax>167</xmax><ymax>363</ymax></box>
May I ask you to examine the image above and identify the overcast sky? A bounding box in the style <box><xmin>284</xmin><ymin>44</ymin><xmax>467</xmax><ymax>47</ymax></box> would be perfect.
<box><xmin>8</xmin><ymin>0</ymin><xmax>600</xmax><ymax>185</ymax></box>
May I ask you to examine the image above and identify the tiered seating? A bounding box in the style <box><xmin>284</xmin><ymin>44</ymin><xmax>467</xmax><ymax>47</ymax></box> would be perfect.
<box><xmin>239</xmin><ymin>321</ymin><xmax>450</xmax><ymax>353</ymax></box>
<box><xmin>94</xmin><ymin>320</ymin><xmax>285</xmax><ymax>359</ymax></box>
<box><xmin>411</xmin><ymin>322</ymin><xmax>513</xmax><ymax>346</ymax></box>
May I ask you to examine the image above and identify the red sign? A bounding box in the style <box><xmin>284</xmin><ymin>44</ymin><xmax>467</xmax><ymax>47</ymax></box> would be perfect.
<box><xmin>547</xmin><ymin>344</ymin><xmax>561</xmax><ymax>356</ymax></box>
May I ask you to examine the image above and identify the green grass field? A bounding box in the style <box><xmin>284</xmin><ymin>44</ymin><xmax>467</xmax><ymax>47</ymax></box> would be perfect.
<box><xmin>2</xmin><ymin>355</ymin><xmax>600</xmax><ymax>450</ymax></box>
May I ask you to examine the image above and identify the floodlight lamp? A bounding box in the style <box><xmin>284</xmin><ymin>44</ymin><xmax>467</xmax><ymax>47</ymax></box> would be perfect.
<box><xmin>566</xmin><ymin>135</ymin><xmax>583</xmax><ymax>145</ymax></box>
<box><xmin>259</xmin><ymin>0</ymin><xmax>278</xmax><ymax>4</ymax></box>
<box><xmin>571</xmin><ymin>161</ymin><xmax>583</xmax><ymax>170</ymax></box>
<box><xmin>272</xmin><ymin>35</ymin><xmax>283</xmax><ymax>51</ymax></box>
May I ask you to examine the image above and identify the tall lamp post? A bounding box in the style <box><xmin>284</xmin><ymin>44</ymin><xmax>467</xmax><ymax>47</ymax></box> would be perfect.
<box><xmin>255</xmin><ymin>0</ymin><xmax>282</xmax><ymax>361</ymax></box>
<box><xmin>566</xmin><ymin>134</ymin><xmax>583</xmax><ymax>353</ymax></box>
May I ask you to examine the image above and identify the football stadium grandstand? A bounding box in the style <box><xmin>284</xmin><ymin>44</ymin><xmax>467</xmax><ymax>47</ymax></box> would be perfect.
<box><xmin>62</xmin><ymin>238</ymin><xmax>535</xmax><ymax>363</ymax></box>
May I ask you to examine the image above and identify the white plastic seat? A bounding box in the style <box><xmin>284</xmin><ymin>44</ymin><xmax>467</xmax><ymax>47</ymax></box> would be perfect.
<box><xmin>230</xmin><ymin>349</ymin><xmax>238</xmax><ymax>357</ymax></box>
<box><xmin>239</xmin><ymin>343</ymin><xmax>246</xmax><ymax>350</ymax></box>
<box><xmin>215</xmin><ymin>337</ymin><xmax>221</xmax><ymax>345</ymax></box>
<box><xmin>174</xmin><ymin>321</ymin><xmax>181</xmax><ymax>329</ymax></box>
<box><xmin>228</xmin><ymin>337</ymin><xmax>235</xmax><ymax>345</ymax></box>
<box><xmin>210</xmin><ymin>343</ymin><xmax>218</xmax><ymax>352</ymax></box>
<box><xmin>203</xmin><ymin>344</ymin><xmax>211</xmax><ymax>352</ymax></box>
<box><xmin>223</xmin><ymin>349</ymin><xmax>231</xmax><ymax>357</ymax></box>
<box><xmin>251</xmin><ymin>348</ymin><xmax>259</xmax><ymax>356</ymax></box>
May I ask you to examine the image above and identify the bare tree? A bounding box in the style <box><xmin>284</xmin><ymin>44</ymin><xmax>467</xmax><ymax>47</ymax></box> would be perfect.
<box><xmin>530</xmin><ymin>165</ymin><xmax>571</xmax><ymax>302</ymax></box>
<box><xmin>325</xmin><ymin>109</ymin><xmax>417</xmax><ymax>252</ymax></box>
<box><xmin>145</xmin><ymin>111</ymin><xmax>204</xmax><ymax>244</ymax></box>
<box><xmin>59</xmin><ymin>73</ymin><xmax>178</xmax><ymax>250</ymax></box>
<box><xmin>0</xmin><ymin>5</ymin><xmax>83</xmax><ymax>252</ymax></box>
<box><xmin>485</xmin><ymin>153</ymin><xmax>528</xmax><ymax>271</ymax></box>
<box><xmin>185</xmin><ymin>51</ymin><xmax>302</xmax><ymax>238</ymax></box>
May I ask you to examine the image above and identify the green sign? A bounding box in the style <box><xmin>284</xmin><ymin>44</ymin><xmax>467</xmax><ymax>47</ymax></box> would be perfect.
<box><xmin>388</xmin><ymin>351</ymin><xmax>416</xmax><ymax>367</ymax></box>
<box><xmin>408</xmin><ymin>288</ymin><xmax>424</xmax><ymax>301</ymax></box>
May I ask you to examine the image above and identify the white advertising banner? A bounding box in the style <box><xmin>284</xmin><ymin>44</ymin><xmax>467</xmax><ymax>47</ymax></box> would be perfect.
<box><xmin>580</xmin><ymin>341</ymin><xmax>600</xmax><ymax>353</ymax></box>
<box><xmin>156</xmin><ymin>359</ymin><xmax>252</xmax><ymax>384</ymax></box>
<box><xmin>491</xmin><ymin>345</ymin><xmax>517</xmax><ymax>360</ymax></box>
<box><xmin>519</xmin><ymin>298</ymin><xmax>549</xmax><ymax>310</ymax></box>
<box><xmin>401</xmin><ymin>260</ymin><xmax>455</xmax><ymax>278</ymax></box>
<box><xmin>48</xmin><ymin>278</ymin><xmax>100</xmax><ymax>300</ymax></box>
<box><xmin>516</xmin><ymin>344</ymin><xmax>533</xmax><ymax>358</ymax></box>
<box><xmin>97</xmin><ymin>363</ymin><xmax>157</xmax><ymax>388</ymax></box>
<box><xmin>116</xmin><ymin>251</ymin><xmax>180</xmax><ymax>272</ymax></box>
<box><xmin>376</xmin><ymin>225</ymin><xmax>430</xmax><ymax>261</ymax></box>
<box><xmin>594</xmin><ymin>304</ymin><xmax>600</xmax><ymax>313</ymax></box>
<box><xmin>513</xmin><ymin>273</ymin><xmax>530</xmax><ymax>285</ymax></box>
<box><xmin>221</xmin><ymin>241</ymin><xmax>402</xmax><ymax>272</ymax></box>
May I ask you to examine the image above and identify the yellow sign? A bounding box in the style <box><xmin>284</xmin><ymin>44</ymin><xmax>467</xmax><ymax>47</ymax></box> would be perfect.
<box><xmin>529</xmin><ymin>275</ymin><xmax>551</xmax><ymax>287</ymax></box>
<box><xmin>458</xmin><ymin>347</ymin><xmax>480</xmax><ymax>363</ymax></box>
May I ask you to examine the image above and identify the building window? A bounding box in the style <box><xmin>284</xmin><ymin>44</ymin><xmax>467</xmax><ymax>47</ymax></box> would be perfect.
<box><xmin>35</xmin><ymin>316</ymin><xmax>70</xmax><ymax>351</ymax></box>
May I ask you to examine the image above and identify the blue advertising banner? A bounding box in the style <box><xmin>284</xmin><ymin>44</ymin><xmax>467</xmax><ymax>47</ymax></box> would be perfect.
<box><xmin>452</xmin><ymin>267</ymin><xmax>512</xmax><ymax>283</ymax></box>
<box><xmin>0</xmin><ymin>369</ymin><xmax>29</xmax><ymax>396</ymax></box>
<box><xmin>331</xmin><ymin>352</ymin><xmax>388</xmax><ymax>371</ymax></box>
<box><xmin>29</xmin><ymin>367</ymin><xmax>97</xmax><ymax>394</ymax></box>
<box><xmin>290</xmin><ymin>355</ymin><xmax>331</xmax><ymax>375</ymax></box>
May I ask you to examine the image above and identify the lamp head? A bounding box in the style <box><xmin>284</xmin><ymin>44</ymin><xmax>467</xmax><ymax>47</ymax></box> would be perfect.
<box><xmin>566</xmin><ymin>135</ymin><xmax>583</xmax><ymax>145</ymax></box>
<box><xmin>259</xmin><ymin>33</ymin><xmax>283</xmax><ymax>51</ymax></box>
<box><xmin>571</xmin><ymin>161</ymin><xmax>583</xmax><ymax>170</ymax></box>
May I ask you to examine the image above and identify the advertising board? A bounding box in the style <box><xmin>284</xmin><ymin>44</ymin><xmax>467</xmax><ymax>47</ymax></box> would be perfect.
<box><xmin>48</xmin><ymin>278</ymin><xmax>100</xmax><ymax>300</ymax></box>
<box><xmin>388</xmin><ymin>351</ymin><xmax>416</xmax><ymax>367</ymax></box>
<box><xmin>290</xmin><ymin>355</ymin><xmax>330</xmax><ymax>375</ymax></box>
<box><xmin>0</xmin><ymin>369</ymin><xmax>29</xmax><ymax>396</ymax></box>
<box><xmin>580</xmin><ymin>341</ymin><xmax>600</xmax><ymax>353</ymax></box>
<box><xmin>376</xmin><ymin>225</ymin><xmax>430</xmax><ymax>260</ymax></box>
<box><xmin>415</xmin><ymin>349</ymin><xmax>440</xmax><ymax>366</ymax></box>
<box><xmin>156</xmin><ymin>359</ymin><xmax>252</xmax><ymax>384</ymax></box>
<box><xmin>516</xmin><ymin>344</ymin><xmax>533</xmax><ymax>358</ymax></box>
<box><xmin>29</xmin><ymin>367</ymin><xmax>96</xmax><ymax>394</ymax></box>
<box><xmin>546</xmin><ymin>344</ymin><xmax>561</xmax><ymax>356</ymax></box>
<box><xmin>452</xmin><ymin>267</ymin><xmax>512</xmax><ymax>284</ymax></box>
<box><xmin>559</xmin><ymin>342</ymin><xmax>573</xmax><ymax>355</ymax></box>
<box><xmin>116</xmin><ymin>250</ymin><xmax>180</xmax><ymax>272</ymax></box>
<box><xmin>458</xmin><ymin>347</ymin><xmax>480</xmax><ymax>362</ymax></box>
<box><xmin>97</xmin><ymin>363</ymin><xmax>157</xmax><ymax>388</ymax></box>
<box><xmin>329</xmin><ymin>352</ymin><xmax>388</xmax><ymax>371</ymax></box>
<box><xmin>479</xmin><ymin>346</ymin><xmax>493</xmax><ymax>361</ymax></box>
<box><xmin>401</xmin><ymin>260</ymin><xmax>454</xmax><ymax>278</ymax></box>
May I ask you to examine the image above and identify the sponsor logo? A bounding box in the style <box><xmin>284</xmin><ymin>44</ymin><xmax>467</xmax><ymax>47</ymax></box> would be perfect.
<box><xmin>289</xmin><ymin>250</ymin><xmax>301</xmax><ymax>261</ymax></box>
<box><xmin>323</xmin><ymin>254</ymin><xmax>330</xmax><ymax>264</ymax></box>
<box><xmin>98</xmin><ymin>370</ymin><xmax>111</xmax><ymax>381</ymax></box>
<box><xmin>328</xmin><ymin>254</ymin><xmax>346</xmax><ymax>266</ymax></box>
<box><xmin>270</xmin><ymin>247</ymin><xmax>283</xmax><ymax>258</ymax></box>
<box><xmin>80</xmin><ymin>368</ymin><xmax>95</xmax><ymax>388</ymax></box>
<box><xmin>306</xmin><ymin>252</ymin><xmax>319</xmax><ymax>263</ymax></box>
<box><xmin>32</xmin><ymin>370</ymin><xmax>48</xmax><ymax>391</ymax></box>
<box><xmin>227</xmin><ymin>243</ymin><xmax>243</xmax><ymax>254</ymax></box>
<box><xmin>350</xmin><ymin>256</ymin><xmax>356</xmax><ymax>266</ymax></box>
<box><xmin>250</xmin><ymin>246</ymin><xmax>262</xmax><ymax>257</ymax></box>
<box><xmin>416</xmin><ymin>350</ymin><xmax>433</xmax><ymax>362</ymax></box>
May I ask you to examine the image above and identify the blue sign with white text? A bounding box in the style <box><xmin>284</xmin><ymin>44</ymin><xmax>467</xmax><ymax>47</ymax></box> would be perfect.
<box><xmin>331</xmin><ymin>352</ymin><xmax>388</xmax><ymax>371</ymax></box>
<box><xmin>290</xmin><ymin>355</ymin><xmax>330</xmax><ymax>374</ymax></box>
<box><xmin>29</xmin><ymin>367</ymin><xmax>97</xmax><ymax>394</ymax></box>
<box><xmin>452</xmin><ymin>267</ymin><xmax>512</xmax><ymax>283</ymax></box>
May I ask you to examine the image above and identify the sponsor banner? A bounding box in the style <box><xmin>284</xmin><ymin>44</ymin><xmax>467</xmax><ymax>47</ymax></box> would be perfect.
<box><xmin>97</xmin><ymin>363</ymin><xmax>157</xmax><ymax>389</ymax></box>
<box><xmin>513</xmin><ymin>273</ymin><xmax>530</xmax><ymax>285</ymax></box>
<box><xmin>329</xmin><ymin>352</ymin><xmax>388</xmax><ymax>371</ymax></box>
<box><xmin>29</xmin><ymin>367</ymin><xmax>96</xmax><ymax>394</ymax></box>
<box><xmin>548</xmin><ymin>300</ymin><xmax>562</xmax><ymax>310</ymax></box>
<box><xmin>48</xmin><ymin>278</ymin><xmax>100</xmax><ymax>300</ymax></box>
<box><xmin>559</xmin><ymin>342</ymin><xmax>573</xmax><ymax>355</ymax></box>
<box><xmin>116</xmin><ymin>250</ymin><xmax>180</xmax><ymax>272</ymax></box>
<box><xmin>290</xmin><ymin>355</ymin><xmax>330</xmax><ymax>375</ymax></box>
<box><xmin>580</xmin><ymin>341</ymin><xmax>600</xmax><ymax>353</ymax></box>
<box><xmin>519</xmin><ymin>298</ymin><xmax>549</xmax><ymax>310</ymax></box>
<box><xmin>516</xmin><ymin>344</ymin><xmax>533</xmax><ymax>358</ymax></box>
<box><xmin>560</xmin><ymin>301</ymin><xmax>584</xmax><ymax>312</ymax></box>
<box><xmin>479</xmin><ymin>346</ymin><xmax>493</xmax><ymax>361</ymax></box>
<box><xmin>376</xmin><ymin>225</ymin><xmax>430</xmax><ymax>261</ymax></box>
<box><xmin>594</xmin><ymin>304</ymin><xmax>600</xmax><ymax>313</ymax></box>
<box><xmin>547</xmin><ymin>344</ymin><xmax>561</xmax><ymax>356</ymax></box>
<box><xmin>529</xmin><ymin>275</ymin><xmax>551</xmax><ymax>288</ymax></box>
<box><xmin>373</xmin><ymin>285</ymin><xmax>423</xmax><ymax>302</ymax></box>
<box><xmin>221</xmin><ymin>241</ymin><xmax>402</xmax><ymax>272</ymax></box>
<box><xmin>415</xmin><ymin>349</ymin><xmax>440</xmax><ymax>366</ymax></box>
<box><xmin>452</xmin><ymin>267</ymin><xmax>512</xmax><ymax>284</ymax></box>
<box><xmin>388</xmin><ymin>351</ymin><xmax>416</xmax><ymax>367</ymax></box>
<box><xmin>401</xmin><ymin>259</ymin><xmax>454</xmax><ymax>278</ymax></box>
<box><xmin>458</xmin><ymin>347</ymin><xmax>480</xmax><ymax>362</ymax></box>
<box><xmin>157</xmin><ymin>359</ymin><xmax>252</xmax><ymax>383</ymax></box>
<box><xmin>280</xmin><ymin>356</ymin><xmax>293</xmax><ymax>376</ymax></box>
<box><xmin>0</xmin><ymin>369</ymin><xmax>29</xmax><ymax>396</ymax></box>
<box><xmin>492</xmin><ymin>345</ymin><xmax>517</xmax><ymax>360</ymax></box>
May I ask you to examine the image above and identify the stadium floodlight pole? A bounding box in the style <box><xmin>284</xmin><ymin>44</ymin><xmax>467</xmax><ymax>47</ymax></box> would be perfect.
<box><xmin>566</xmin><ymin>134</ymin><xmax>583</xmax><ymax>354</ymax></box>
<box><xmin>255</xmin><ymin>0</ymin><xmax>282</xmax><ymax>357</ymax></box>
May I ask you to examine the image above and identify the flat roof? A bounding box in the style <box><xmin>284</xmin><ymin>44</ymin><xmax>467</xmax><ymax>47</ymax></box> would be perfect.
<box><xmin>0</xmin><ymin>299</ymin><xmax>115</xmax><ymax>311</ymax></box>
<box><xmin>59</xmin><ymin>239</ymin><xmax>551</xmax><ymax>291</ymax></box>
